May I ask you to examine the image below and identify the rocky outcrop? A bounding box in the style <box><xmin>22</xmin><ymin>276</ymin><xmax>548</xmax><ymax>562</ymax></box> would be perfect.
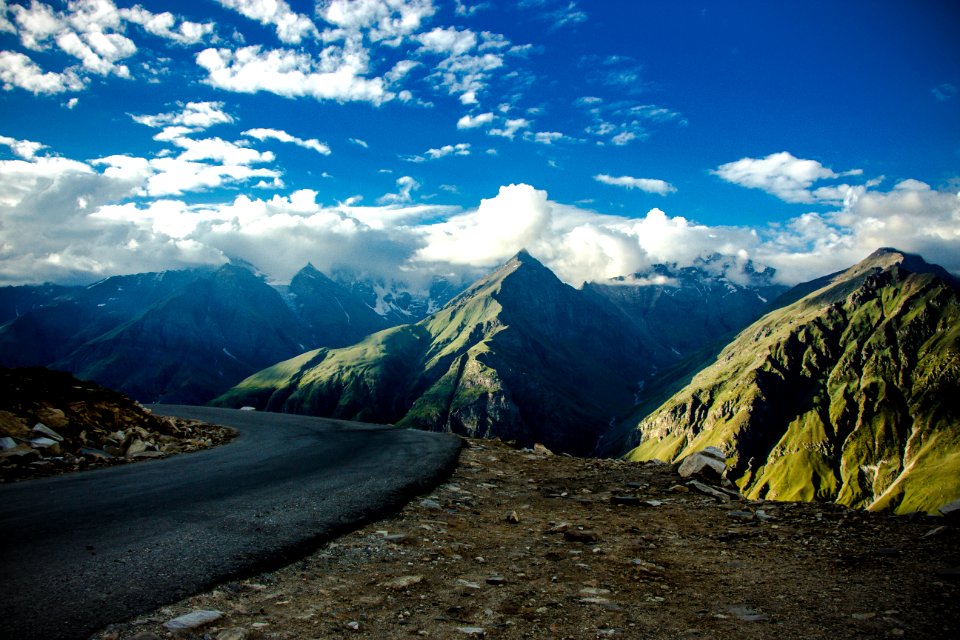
<box><xmin>0</xmin><ymin>367</ymin><xmax>233</xmax><ymax>482</ymax></box>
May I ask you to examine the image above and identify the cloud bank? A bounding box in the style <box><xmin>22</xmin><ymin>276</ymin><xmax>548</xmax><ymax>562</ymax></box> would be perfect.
<box><xmin>2</xmin><ymin>133</ymin><xmax>957</xmax><ymax>290</ymax></box>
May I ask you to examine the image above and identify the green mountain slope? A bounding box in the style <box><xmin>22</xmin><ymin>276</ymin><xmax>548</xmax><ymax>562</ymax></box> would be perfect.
<box><xmin>624</xmin><ymin>248</ymin><xmax>960</xmax><ymax>514</ymax></box>
<box><xmin>216</xmin><ymin>251</ymin><xmax>670</xmax><ymax>455</ymax></box>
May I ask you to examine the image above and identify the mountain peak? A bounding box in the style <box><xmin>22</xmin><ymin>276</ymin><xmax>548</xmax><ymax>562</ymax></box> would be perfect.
<box><xmin>850</xmin><ymin>247</ymin><xmax>957</xmax><ymax>287</ymax></box>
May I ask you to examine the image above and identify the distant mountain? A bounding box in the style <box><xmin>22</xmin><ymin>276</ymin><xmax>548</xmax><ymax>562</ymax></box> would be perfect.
<box><xmin>215</xmin><ymin>251</ymin><xmax>674</xmax><ymax>455</ymax></box>
<box><xmin>0</xmin><ymin>262</ymin><xmax>433</xmax><ymax>404</ymax></box>
<box><xmin>330</xmin><ymin>270</ymin><xmax>464</xmax><ymax>325</ymax></box>
<box><xmin>584</xmin><ymin>255</ymin><xmax>787</xmax><ymax>359</ymax></box>
<box><xmin>279</xmin><ymin>264</ymin><xmax>389</xmax><ymax>347</ymax></box>
<box><xmin>624</xmin><ymin>248</ymin><xmax>960</xmax><ymax>514</ymax></box>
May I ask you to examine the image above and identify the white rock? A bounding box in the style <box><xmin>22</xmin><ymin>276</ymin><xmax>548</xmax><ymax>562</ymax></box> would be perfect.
<box><xmin>677</xmin><ymin>452</ymin><xmax>727</xmax><ymax>482</ymax></box>
<box><xmin>163</xmin><ymin>610</ymin><xmax>223</xmax><ymax>631</ymax></box>
<box><xmin>32</xmin><ymin>423</ymin><xmax>64</xmax><ymax>441</ymax></box>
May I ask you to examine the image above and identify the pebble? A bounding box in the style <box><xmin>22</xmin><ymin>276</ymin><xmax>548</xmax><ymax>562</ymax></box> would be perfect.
<box><xmin>380</xmin><ymin>575</ymin><xmax>424</xmax><ymax>590</ymax></box>
<box><xmin>505</xmin><ymin>510</ymin><xmax>521</xmax><ymax>523</ymax></box>
<box><xmin>486</xmin><ymin>575</ymin><xmax>507</xmax><ymax>585</ymax></box>
<box><xmin>457</xmin><ymin>627</ymin><xmax>487</xmax><ymax>636</ymax></box>
<box><xmin>215</xmin><ymin>629</ymin><xmax>248</xmax><ymax>640</ymax></box>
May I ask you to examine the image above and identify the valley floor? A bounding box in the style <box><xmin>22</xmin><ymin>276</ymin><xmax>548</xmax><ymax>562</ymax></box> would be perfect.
<box><xmin>93</xmin><ymin>439</ymin><xmax>958</xmax><ymax>640</ymax></box>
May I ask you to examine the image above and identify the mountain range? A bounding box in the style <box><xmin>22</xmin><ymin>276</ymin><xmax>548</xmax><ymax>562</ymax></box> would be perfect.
<box><xmin>3</xmin><ymin>246</ymin><xmax>957</xmax><ymax>512</ymax></box>
<box><xmin>0</xmin><ymin>264</ymin><xmax>454</xmax><ymax>403</ymax></box>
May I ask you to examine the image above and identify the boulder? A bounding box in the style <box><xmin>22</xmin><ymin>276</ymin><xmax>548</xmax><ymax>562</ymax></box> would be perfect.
<box><xmin>0</xmin><ymin>411</ymin><xmax>30</xmax><ymax>439</ymax></box>
<box><xmin>677</xmin><ymin>450</ymin><xmax>727</xmax><ymax>483</ymax></box>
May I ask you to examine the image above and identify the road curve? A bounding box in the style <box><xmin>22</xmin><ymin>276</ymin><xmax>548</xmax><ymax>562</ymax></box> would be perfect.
<box><xmin>0</xmin><ymin>406</ymin><xmax>463</xmax><ymax>640</ymax></box>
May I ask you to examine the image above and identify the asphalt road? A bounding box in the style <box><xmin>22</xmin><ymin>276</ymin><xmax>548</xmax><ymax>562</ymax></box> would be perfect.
<box><xmin>0</xmin><ymin>406</ymin><xmax>462</xmax><ymax>640</ymax></box>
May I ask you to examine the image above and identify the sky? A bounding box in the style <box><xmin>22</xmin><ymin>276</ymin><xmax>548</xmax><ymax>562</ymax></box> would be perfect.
<box><xmin>0</xmin><ymin>0</ymin><xmax>958</xmax><ymax>290</ymax></box>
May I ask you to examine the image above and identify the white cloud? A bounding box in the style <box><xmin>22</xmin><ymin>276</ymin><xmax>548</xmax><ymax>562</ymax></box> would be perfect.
<box><xmin>416</xmin><ymin>26</ymin><xmax>477</xmax><ymax>56</ymax></box>
<box><xmin>528</xmin><ymin>131</ymin><xmax>574</xmax><ymax>145</ymax></box>
<box><xmin>349</xmin><ymin>137</ymin><xmax>369</xmax><ymax>148</ymax></box>
<box><xmin>0</xmin><ymin>50</ymin><xmax>84</xmax><ymax>94</ymax></box>
<box><xmin>457</xmin><ymin>112</ymin><xmax>494</xmax><ymax>129</ymax></box>
<box><xmin>214</xmin><ymin>0</ymin><xmax>318</xmax><ymax>44</ymax></box>
<box><xmin>132</xmin><ymin>101</ymin><xmax>235</xmax><ymax>131</ymax></box>
<box><xmin>196</xmin><ymin>44</ymin><xmax>391</xmax><ymax>105</ymax></box>
<box><xmin>594</xmin><ymin>174</ymin><xmax>676</xmax><ymax>195</ymax></box>
<box><xmin>168</xmin><ymin>136</ymin><xmax>274</xmax><ymax>166</ymax></box>
<box><xmin>405</xmin><ymin>142</ymin><xmax>470</xmax><ymax>162</ymax></box>
<box><xmin>0</xmin><ymin>134</ymin><xmax>46</xmax><ymax>160</ymax></box>
<box><xmin>713</xmin><ymin>151</ymin><xmax>862</xmax><ymax>204</ymax></box>
<box><xmin>378</xmin><ymin>175</ymin><xmax>420</xmax><ymax>204</ymax></box>
<box><xmin>415</xmin><ymin>183</ymin><xmax>551</xmax><ymax>266</ymax></box>
<box><xmin>489</xmin><ymin>117</ymin><xmax>529</xmax><ymax>139</ymax></box>
<box><xmin>318</xmin><ymin>0</ymin><xmax>436</xmax><ymax>43</ymax></box>
<box><xmin>119</xmin><ymin>6</ymin><xmax>214</xmax><ymax>45</ymax></box>
<box><xmin>242</xmin><ymin>128</ymin><xmax>332</xmax><ymax>155</ymax></box>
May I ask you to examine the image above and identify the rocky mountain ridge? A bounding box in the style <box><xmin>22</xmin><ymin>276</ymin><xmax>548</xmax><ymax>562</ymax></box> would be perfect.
<box><xmin>216</xmin><ymin>251</ymin><xmax>684</xmax><ymax>455</ymax></box>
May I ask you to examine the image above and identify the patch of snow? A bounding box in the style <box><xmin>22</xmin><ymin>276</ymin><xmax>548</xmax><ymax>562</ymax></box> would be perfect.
<box><xmin>222</xmin><ymin>348</ymin><xmax>240</xmax><ymax>362</ymax></box>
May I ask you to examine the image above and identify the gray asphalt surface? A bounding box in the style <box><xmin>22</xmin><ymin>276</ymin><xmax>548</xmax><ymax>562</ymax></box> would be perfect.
<box><xmin>0</xmin><ymin>406</ymin><xmax>462</xmax><ymax>640</ymax></box>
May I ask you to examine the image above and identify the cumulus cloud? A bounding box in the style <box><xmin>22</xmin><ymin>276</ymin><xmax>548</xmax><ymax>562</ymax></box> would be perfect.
<box><xmin>0</xmin><ymin>50</ymin><xmax>84</xmax><ymax>94</ymax></box>
<box><xmin>0</xmin><ymin>134</ymin><xmax>46</xmax><ymax>159</ymax></box>
<box><xmin>119</xmin><ymin>6</ymin><xmax>215</xmax><ymax>45</ymax></box>
<box><xmin>594</xmin><ymin>174</ymin><xmax>676</xmax><ymax>195</ymax></box>
<box><xmin>242</xmin><ymin>128</ymin><xmax>332</xmax><ymax>155</ymax></box>
<box><xmin>214</xmin><ymin>0</ymin><xmax>318</xmax><ymax>44</ymax></box>
<box><xmin>415</xmin><ymin>183</ymin><xmax>551</xmax><ymax>266</ymax></box>
<box><xmin>318</xmin><ymin>0</ymin><xmax>436</xmax><ymax>44</ymax></box>
<box><xmin>713</xmin><ymin>151</ymin><xmax>863</xmax><ymax>204</ymax></box>
<box><xmin>196</xmin><ymin>44</ymin><xmax>390</xmax><ymax>104</ymax></box>
<box><xmin>132</xmin><ymin>101</ymin><xmax>235</xmax><ymax>131</ymax></box>
<box><xmin>457</xmin><ymin>111</ymin><xmax>494</xmax><ymax>129</ymax></box>
<box><xmin>489</xmin><ymin>117</ymin><xmax>529</xmax><ymax>139</ymax></box>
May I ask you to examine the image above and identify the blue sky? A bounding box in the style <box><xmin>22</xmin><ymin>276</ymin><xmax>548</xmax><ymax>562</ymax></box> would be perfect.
<box><xmin>1</xmin><ymin>0</ymin><xmax>958</xmax><ymax>288</ymax></box>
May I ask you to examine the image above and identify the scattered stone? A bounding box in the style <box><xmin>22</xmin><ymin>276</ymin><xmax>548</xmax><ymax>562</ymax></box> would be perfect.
<box><xmin>922</xmin><ymin>526</ymin><xmax>947</xmax><ymax>539</ymax></box>
<box><xmin>346</xmin><ymin>621</ymin><xmax>360</xmax><ymax>631</ymax></box>
<box><xmin>532</xmin><ymin>443</ymin><xmax>553</xmax><ymax>455</ymax></box>
<box><xmin>215</xmin><ymin>629</ymin><xmax>248</xmax><ymax>640</ymax></box>
<box><xmin>128</xmin><ymin>632</ymin><xmax>162</xmax><ymax>640</ymax></box>
<box><xmin>505</xmin><ymin>510</ymin><xmax>521</xmax><ymax>523</ymax></box>
<box><xmin>457</xmin><ymin>627</ymin><xmax>486</xmax><ymax>636</ymax></box>
<box><xmin>0</xmin><ymin>437</ymin><xmax>15</xmax><ymax>450</ymax></box>
<box><xmin>641</xmin><ymin>499</ymin><xmax>663</xmax><ymax>507</ymax></box>
<box><xmin>420</xmin><ymin>498</ymin><xmax>442</xmax><ymax>510</ymax></box>
<box><xmin>727</xmin><ymin>605</ymin><xmax>768</xmax><ymax>622</ymax></box>
<box><xmin>162</xmin><ymin>609</ymin><xmax>223</xmax><ymax>631</ymax></box>
<box><xmin>686</xmin><ymin>480</ymin><xmax>730</xmax><ymax>501</ymax></box>
<box><xmin>727</xmin><ymin>510</ymin><xmax>755</xmax><ymax>521</ymax></box>
<box><xmin>669</xmin><ymin>484</ymin><xmax>690</xmax><ymax>493</ymax></box>
<box><xmin>564</xmin><ymin>528</ymin><xmax>600</xmax><ymax>544</ymax></box>
<box><xmin>380</xmin><ymin>575</ymin><xmax>424</xmax><ymax>590</ymax></box>
<box><xmin>486</xmin><ymin>575</ymin><xmax>507</xmax><ymax>585</ymax></box>
<box><xmin>456</xmin><ymin>579</ymin><xmax>482</xmax><ymax>590</ymax></box>
<box><xmin>610</xmin><ymin>495</ymin><xmax>643</xmax><ymax>506</ymax></box>
<box><xmin>939</xmin><ymin>498</ymin><xmax>960</xmax><ymax>520</ymax></box>
<box><xmin>546</xmin><ymin>522</ymin><xmax>573</xmax><ymax>533</ymax></box>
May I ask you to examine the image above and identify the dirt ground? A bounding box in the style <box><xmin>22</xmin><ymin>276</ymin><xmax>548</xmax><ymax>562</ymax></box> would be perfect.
<box><xmin>93</xmin><ymin>438</ymin><xmax>959</xmax><ymax>640</ymax></box>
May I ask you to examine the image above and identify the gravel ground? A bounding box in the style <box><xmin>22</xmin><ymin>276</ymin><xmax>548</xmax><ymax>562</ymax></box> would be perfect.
<box><xmin>92</xmin><ymin>438</ymin><xmax>959</xmax><ymax>640</ymax></box>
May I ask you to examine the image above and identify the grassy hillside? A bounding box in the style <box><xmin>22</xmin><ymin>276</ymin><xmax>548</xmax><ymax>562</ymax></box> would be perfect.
<box><xmin>626</xmin><ymin>249</ymin><xmax>960</xmax><ymax>514</ymax></box>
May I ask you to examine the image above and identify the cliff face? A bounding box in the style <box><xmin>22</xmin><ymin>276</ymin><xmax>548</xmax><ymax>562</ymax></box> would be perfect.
<box><xmin>627</xmin><ymin>249</ymin><xmax>960</xmax><ymax>514</ymax></box>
